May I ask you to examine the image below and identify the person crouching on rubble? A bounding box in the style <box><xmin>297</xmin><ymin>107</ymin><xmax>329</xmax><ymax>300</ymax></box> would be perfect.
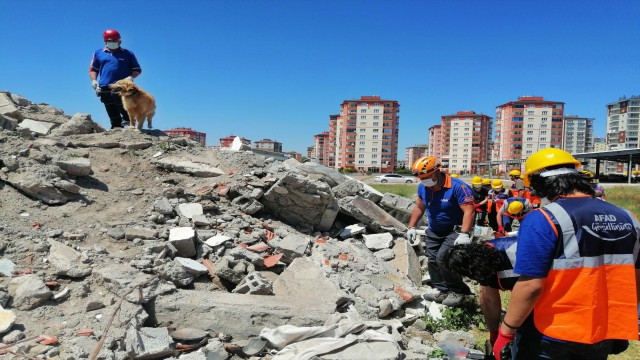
<box><xmin>405</xmin><ymin>156</ymin><xmax>475</xmax><ymax>308</ymax></box>
<box><xmin>444</xmin><ymin>236</ymin><xmax>519</xmax><ymax>349</ymax></box>
<box><xmin>496</xmin><ymin>198</ymin><xmax>532</xmax><ymax>234</ymax></box>
<box><xmin>493</xmin><ymin>148</ymin><xmax>639</xmax><ymax>360</ymax></box>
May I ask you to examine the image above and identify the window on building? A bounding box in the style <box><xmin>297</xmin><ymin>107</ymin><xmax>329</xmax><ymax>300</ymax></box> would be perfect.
<box><xmin>359</xmin><ymin>141</ymin><xmax>365</xmax><ymax>145</ymax></box>
<box><xmin>373</xmin><ymin>122</ymin><xmax>379</xmax><ymax>126</ymax></box>
<box><xmin>528</xmin><ymin>111</ymin><xmax>534</xmax><ymax>115</ymax></box>
<box><xmin>360</xmin><ymin>109</ymin><xmax>366</xmax><ymax>113</ymax></box>
<box><xmin>359</xmin><ymin>148</ymin><xmax>365</xmax><ymax>151</ymax></box>
<box><xmin>359</xmin><ymin>135</ymin><xmax>365</xmax><ymax>139</ymax></box>
<box><xmin>373</xmin><ymin>135</ymin><xmax>379</xmax><ymax>139</ymax></box>
<box><xmin>374</xmin><ymin>109</ymin><xmax>380</xmax><ymax>113</ymax></box>
<box><xmin>372</xmin><ymin>154</ymin><xmax>378</xmax><ymax>158</ymax></box>
<box><xmin>359</xmin><ymin>154</ymin><xmax>364</xmax><ymax>158</ymax></box>
<box><xmin>359</xmin><ymin>122</ymin><xmax>366</xmax><ymax>126</ymax></box>
<box><xmin>527</xmin><ymin>137</ymin><xmax>533</xmax><ymax>141</ymax></box>
<box><xmin>358</xmin><ymin>161</ymin><xmax>364</xmax><ymax>164</ymax></box>
<box><xmin>541</xmin><ymin>131</ymin><xmax>547</xmax><ymax>135</ymax></box>
<box><xmin>541</xmin><ymin>137</ymin><xmax>547</xmax><ymax>141</ymax></box>
<box><xmin>372</xmin><ymin>148</ymin><xmax>378</xmax><ymax>152</ymax></box>
<box><xmin>359</xmin><ymin>129</ymin><xmax>365</xmax><ymax>132</ymax></box>
<box><xmin>527</xmin><ymin>131</ymin><xmax>533</xmax><ymax>135</ymax></box>
<box><xmin>527</xmin><ymin>124</ymin><xmax>534</xmax><ymax>128</ymax></box>
<box><xmin>373</xmin><ymin>129</ymin><xmax>379</xmax><ymax>133</ymax></box>
<box><xmin>542</xmin><ymin>111</ymin><xmax>548</xmax><ymax>115</ymax></box>
<box><xmin>360</xmin><ymin>116</ymin><xmax>366</xmax><ymax>119</ymax></box>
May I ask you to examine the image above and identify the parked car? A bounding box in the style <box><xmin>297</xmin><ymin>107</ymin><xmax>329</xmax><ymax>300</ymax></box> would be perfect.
<box><xmin>374</xmin><ymin>174</ymin><xmax>418</xmax><ymax>184</ymax></box>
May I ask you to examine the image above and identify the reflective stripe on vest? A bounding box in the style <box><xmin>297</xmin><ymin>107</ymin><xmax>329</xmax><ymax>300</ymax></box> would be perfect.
<box><xmin>533</xmin><ymin>201</ymin><xmax>640</xmax><ymax>343</ymax></box>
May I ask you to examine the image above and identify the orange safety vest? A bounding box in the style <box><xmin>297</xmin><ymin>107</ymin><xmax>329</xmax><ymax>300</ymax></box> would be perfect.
<box><xmin>534</xmin><ymin>201</ymin><xmax>640</xmax><ymax>343</ymax></box>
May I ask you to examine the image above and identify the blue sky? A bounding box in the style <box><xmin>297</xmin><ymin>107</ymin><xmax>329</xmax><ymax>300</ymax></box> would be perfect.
<box><xmin>2</xmin><ymin>1</ymin><xmax>639</xmax><ymax>158</ymax></box>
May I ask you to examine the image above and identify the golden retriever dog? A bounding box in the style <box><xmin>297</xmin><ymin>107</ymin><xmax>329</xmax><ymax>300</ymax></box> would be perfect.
<box><xmin>109</xmin><ymin>79</ymin><xmax>155</xmax><ymax>130</ymax></box>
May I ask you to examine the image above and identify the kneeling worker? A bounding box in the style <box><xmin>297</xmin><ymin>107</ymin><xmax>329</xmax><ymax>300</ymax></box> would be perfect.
<box><xmin>496</xmin><ymin>198</ymin><xmax>532</xmax><ymax>233</ymax></box>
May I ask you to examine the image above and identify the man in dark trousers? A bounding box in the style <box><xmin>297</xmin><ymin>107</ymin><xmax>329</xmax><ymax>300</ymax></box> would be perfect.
<box><xmin>89</xmin><ymin>29</ymin><xmax>142</xmax><ymax>129</ymax></box>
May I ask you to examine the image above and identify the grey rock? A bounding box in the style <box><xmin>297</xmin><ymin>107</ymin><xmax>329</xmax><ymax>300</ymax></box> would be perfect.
<box><xmin>48</xmin><ymin>240</ymin><xmax>92</xmax><ymax>278</ymax></box>
<box><xmin>2</xmin><ymin>329</ymin><xmax>25</xmax><ymax>343</ymax></box>
<box><xmin>174</xmin><ymin>257</ymin><xmax>208</xmax><ymax>276</ymax></box>
<box><xmin>8</xmin><ymin>274</ymin><xmax>53</xmax><ymax>310</ymax></box>
<box><xmin>152</xmin><ymin>157</ymin><xmax>225</xmax><ymax>177</ymax></box>
<box><xmin>94</xmin><ymin>264</ymin><xmax>176</xmax><ymax>304</ymax></box>
<box><xmin>0</xmin><ymin>114</ymin><xmax>18</xmax><ymax>131</ymax></box>
<box><xmin>0</xmin><ymin>93</ymin><xmax>22</xmax><ymax>120</ymax></box>
<box><xmin>50</xmin><ymin>113</ymin><xmax>105</xmax><ymax>136</ymax></box>
<box><xmin>379</xmin><ymin>193</ymin><xmax>425</xmax><ymax>227</ymax></box>
<box><xmin>338</xmin><ymin>223</ymin><xmax>367</xmax><ymax>238</ymax></box>
<box><xmin>0</xmin><ymin>259</ymin><xmax>16</xmax><ymax>277</ymax></box>
<box><xmin>125</xmin><ymin>327</ymin><xmax>174</xmax><ymax>358</ymax></box>
<box><xmin>107</xmin><ymin>227</ymin><xmax>126</xmax><ymax>240</ymax></box>
<box><xmin>168</xmin><ymin>227</ymin><xmax>197</xmax><ymax>257</ymax></box>
<box><xmin>17</xmin><ymin>119</ymin><xmax>57</xmax><ymax>135</ymax></box>
<box><xmin>389</xmin><ymin>239</ymin><xmax>422</xmax><ymax>286</ymax></box>
<box><xmin>125</xmin><ymin>227</ymin><xmax>160</xmax><ymax>240</ymax></box>
<box><xmin>339</xmin><ymin>196</ymin><xmax>408</xmax><ymax>235</ymax></box>
<box><xmin>269</xmin><ymin>234</ymin><xmax>310</xmax><ymax>264</ymax></box>
<box><xmin>374</xmin><ymin>248</ymin><xmax>396</xmax><ymax>261</ymax></box>
<box><xmin>321</xmin><ymin>341</ymin><xmax>402</xmax><ymax>360</ymax></box>
<box><xmin>0</xmin><ymin>309</ymin><xmax>16</xmax><ymax>334</ymax></box>
<box><xmin>54</xmin><ymin>157</ymin><xmax>93</xmax><ymax>176</ymax></box>
<box><xmin>156</xmin><ymin>261</ymin><xmax>195</xmax><ymax>287</ymax></box>
<box><xmin>363</xmin><ymin>233</ymin><xmax>394</xmax><ymax>250</ymax></box>
<box><xmin>177</xmin><ymin>203</ymin><xmax>203</xmax><ymax>219</ymax></box>
<box><xmin>154</xmin><ymin>197</ymin><xmax>175</xmax><ymax>215</ymax></box>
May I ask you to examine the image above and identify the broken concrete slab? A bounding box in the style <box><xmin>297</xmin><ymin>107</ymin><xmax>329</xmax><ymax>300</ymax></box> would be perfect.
<box><xmin>8</xmin><ymin>274</ymin><xmax>53</xmax><ymax>310</ymax></box>
<box><xmin>154</xmin><ymin>198</ymin><xmax>174</xmax><ymax>215</ymax></box>
<box><xmin>231</xmin><ymin>195</ymin><xmax>264</xmax><ymax>215</ymax></box>
<box><xmin>94</xmin><ymin>264</ymin><xmax>176</xmax><ymax>304</ymax></box>
<box><xmin>54</xmin><ymin>157</ymin><xmax>93</xmax><ymax>176</ymax></box>
<box><xmin>273</xmin><ymin>257</ymin><xmax>349</xmax><ymax>307</ymax></box>
<box><xmin>47</xmin><ymin>240</ymin><xmax>92</xmax><ymax>278</ymax></box>
<box><xmin>176</xmin><ymin>203</ymin><xmax>203</xmax><ymax>219</ymax></box>
<box><xmin>363</xmin><ymin>233</ymin><xmax>394</xmax><ymax>250</ymax></box>
<box><xmin>168</xmin><ymin>227</ymin><xmax>197</xmax><ymax>257</ymax></box>
<box><xmin>262</xmin><ymin>173</ymin><xmax>339</xmax><ymax>232</ymax></box>
<box><xmin>389</xmin><ymin>240</ymin><xmax>421</xmax><ymax>286</ymax></box>
<box><xmin>18</xmin><ymin>118</ymin><xmax>58</xmax><ymax>135</ymax></box>
<box><xmin>333</xmin><ymin>178</ymin><xmax>383</xmax><ymax>203</ymax></box>
<box><xmin>125</xmin><ymin>227</ymin><xmax>160</xmax><ymax>240</ymax></box>
<box><xmin>379</xmin><ymin>193</ymin><xmax>424</xmax><ymax>227</ymax></box>
<box><xmin>152</xmin><ymin>290</ymin><xmax>337</xmax><ymax>338</ymax></box>
<box><xmin>338</xmin><ymin>223</ymin><xmax>367</xmax><ymax>239</ymax></box>
<box><xmin>338</xmin><ymin>196</ymin><xmax>408</xmax><ymax>235</ymax></box>
<box><xmin>204</xmin><ymin>234</ymin><xmax>232</xmax><ymax>247</ymax></box>
<box><xmin>269</xmin><ymin>234</ymin><xmax>310</xmax><ymax>264</ymax></box>
<box><xmin>0</xmin><ymin>92</ymin><xmax>22</xmax><ymax>120</ymax></box>
<box><xmin>232</xmin><ymin>271</ymin><xmax>273</xmax><ymax>295</ymax></box>
<box><xmin>125</xmin><ymin>327</ymin><xmax>174</xmax><ymax>358</ymax></box>
<box><xmin>174</xmin><ymin>257</ymin><xmax>208</xmax><ymax>276</ymax></box>
<box><xmin>0</xmin><ymin>259</ymin><xmax>16</xmax><ymax>277</ymax></box>
<box><xmin>152</xmin><ymin>157</ymin><xmax>225</xmax><ymax>177</ymax></box>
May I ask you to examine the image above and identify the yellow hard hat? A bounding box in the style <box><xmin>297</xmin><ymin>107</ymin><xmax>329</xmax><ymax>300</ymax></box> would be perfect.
<box><xmin>524</xmin><ymin>148</ymin><xmax>581</xmax><ymax>186</ymax></box>
<box><xmin>507</xmin><ymin>200</ymin><xmax>524</xmax><ymax>215</ymax></box>
<box><xmin>509</xmin><ymin>169</ymin><xmax>521</xmax><ymax>177</ymax></box>
<box><xmin>482</xmin><ymin>178</ymin><xmax>491</xmax><ymax>185</ymax></box>
<box><xmin>491</xmin><ymin>179</ymin><xmax>503</xmax><ymax>189</ymax></box>
<box><xmin>471</xmin><ymin>176</ymin><xmax>483</xmax><ymax>185</ymax></box>
<box><xmin>450</xmin><ymin>173</ymin><xmax>459</xmax><ymax>178</ymax></box>
<box><xmin>412</xmin><ymin>156</ymin><xmax>441</xmax><ymax>177</ymax></box>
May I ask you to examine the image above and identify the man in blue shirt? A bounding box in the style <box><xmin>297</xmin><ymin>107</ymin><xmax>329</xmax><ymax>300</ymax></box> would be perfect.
<box><xmin>89</xmin><ymin>29</ymin><xmax>142</xmax><ymax>129</ymax></box>
<box><xmin>406</xmin><ymin>156</ymin><xmax>476</xmax><ymax>307</ymax></box>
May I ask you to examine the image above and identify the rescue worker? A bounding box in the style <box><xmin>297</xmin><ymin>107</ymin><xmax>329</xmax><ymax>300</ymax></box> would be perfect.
<box><xmin>486</xmin><ymin>179</ymin><xmax>510</xmax><ymax>232</ymax></box>
<box><xmin>508</xmin><ymin>170</ymin><xmax>526</xmax><ymax>196</ymax></box>
<box><xmin>450</xmin><ymin>173</ymin><xmax>460</xmax><ymax>178</ymax></box>
<box><xmin>406</xmin><ymin>156</ymin><xmax>475</xmax><ymax>307</ymax></box>
<box><xmin>496</xmin><ymin>198</ymin><xmax>532</xmax><ymax>233</ymax></box>
<box><xmin>493</xmin><ymin>148</ymin><xmax>640</xmax><ymax>359</ymax></box>
<box><xmin>89</xmin><ymin>29</ymin><xmax>142</xmax><ymax>129</ymax></box>
<box><xmin>444</xmin><ymin>236</ymin><xmax>519</xmax><ymax>348</ymax></box>
<box><xmin>471</xmin><ymin>176</ymin><xmax>489</xmax><ymax>225</ymax></box>
<box><xmin>481</xmin><ymin>178</ymin><xmax>493</xmax><ymax>194</ymax></box>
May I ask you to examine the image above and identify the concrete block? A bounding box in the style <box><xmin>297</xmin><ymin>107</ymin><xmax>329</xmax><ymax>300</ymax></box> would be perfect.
<box><xmin>389</xmin><ymin>240</ymin><xmax>421</xmax><ymax>286</ymax></box>
<box><xmin>125</xmin><ymin>327</ymin><xmax>174</xmax><ymax>358</ymax></box>
<box><xmin>177</xmin><ymin>203</ymin><xmax>203</xmax><ymax>219</ymax></box>
<box><xmin>363</xmin><ymin>233</ymin><xmax>393</xmax><ymax>250</ymax></box>
<box><xmin>169</xmin><ymin>227</ymin><xmax>196</xmax><ymax>257</ymax></box>
<box><xmin>339</xmin><ymin>196</ymin><xmax>408</xmax><ymax>235</ymax></box>
<box><xmin>269</xmin><ymin>234</ymin><xmax>310</xmax><ymax>264</ymax></box>
<box><xmin>232</xmin><ymin>271</ymin><xmax>273</xmax><ymax>295</ymax></box>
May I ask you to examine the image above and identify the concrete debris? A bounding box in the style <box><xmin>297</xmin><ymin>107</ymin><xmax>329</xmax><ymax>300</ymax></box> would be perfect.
<box><xmin>0</xmin><ymin>308</ymin><xmax>16</xmax><ymax>334</ymax></box>
<box><xmin>47</xmin><ymin>240</ymin><xmax>92</xmax><ymax>278</ymax></box>
<box><xmin>363</xmin><ymin>232</ymin><xmax>394</xmax><ymax>250</ymax></box>
<box><xmin>0</xmin><ymin>91</ymin><xmax>485</xmax><ymax>359</ymax></box>
<box><xmin>8</xmin><ymin>274</ymin><xmax>53</xmax><ymax>310</ymax></box>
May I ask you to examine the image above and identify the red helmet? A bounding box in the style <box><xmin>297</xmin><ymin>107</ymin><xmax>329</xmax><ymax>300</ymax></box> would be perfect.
<box><xmin>103</xmin><ymin>29</ymin><xmax>121</xmax><ymax>42</ymax></box>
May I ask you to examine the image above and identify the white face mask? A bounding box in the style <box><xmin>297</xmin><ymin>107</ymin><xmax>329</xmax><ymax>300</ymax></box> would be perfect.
<box><xmin>106</xmin><ymin>42</ymin><xmax>120</xmax><ymax>50</ymax></box>
<box><xmin>421</xmin><ymin>178</ymin><xmax>437</xmax><ymax>187</ymax></box>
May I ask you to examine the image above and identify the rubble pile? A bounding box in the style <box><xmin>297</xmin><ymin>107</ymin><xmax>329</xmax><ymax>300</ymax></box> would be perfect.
<box><xmin>0</xmin><ymin>90</ymin><xmax>479</xmax><ymax>359</ymax></box>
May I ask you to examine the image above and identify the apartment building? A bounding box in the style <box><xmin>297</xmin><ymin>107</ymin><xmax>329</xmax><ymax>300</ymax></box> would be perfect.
<box><xmin>163</xmin><ymin>127</ymin><xmax>206</xmax><ymax>146</ymax></box>
<box><xmin>254</xmin><ymin>139</ymin><xmax>283</xmax><ymax>153</ymax></box>
<box><xmin>427</xmin><ymin>125</ymin><xmax>443</xmax><ymax>159</ymax></box>
<box><xmin>494</xmin><ymin>96</ymin><xmax>564</xmax><ymax>170</ymax></box>
<box><xmin>406</xmin><ymin>144</ymin><xmax>429</xmax><ymax>169</ymax></box>
<box><xmin>311</xmin><ymin>131</ymin><xmax>330</xmax><ymax>165</ymax></box>
<box><xmin>330</xmin><ymin>96</ymin><xmax>399</xmax><ymax>172</ymax></box>
<box><xmin>593</xmin><ymin>137</ymin><xmax>606</xmax><ymax>152</ymax></box>
<box><xmin>283</xmin><ymin>151</ymin><xmax>302</xmax><ymax>161</ymax></box>
<box><xmin>562</xmin><ymin>115</ymin><xmax>594</xmax><ymax>154</ymax></box>
<box><xmin>606</xmin><ymin>96</ymin><xmax>640</xmax><ymax>150</ymax></box>
<box><xmin>605</xmin><ymin>95</ymin><xmax>640</xmax><ymax>173</ymax></box>
<box><xmin>440</xmin><ymin>111</ymin><xmax>492</xmax><ymax>174</ymax></box>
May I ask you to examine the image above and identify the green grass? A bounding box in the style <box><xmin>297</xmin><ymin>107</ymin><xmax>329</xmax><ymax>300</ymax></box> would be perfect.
<box><xmin>370</xmin><ymin>184</ymin><xmax>418</xmax><ymax>199</ymax></box>
<box><xmin>371</xmin><ymin>183</ymin><xmax>640</xmax><ymax>357</ymax></box>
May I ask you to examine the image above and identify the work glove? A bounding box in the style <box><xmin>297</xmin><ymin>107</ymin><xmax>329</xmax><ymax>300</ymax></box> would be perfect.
<box><xmin>493</xmin><ymin>328</ymin><xmax>515</xmax><ymax>360</ymax></box>
<box><xmin>489</xmin><ymin>330</ymin><xmax>499</xmax><ymax>346</ymax></box>
<box><xmin>406</xmin><ymin>228</ymin><xmax>417</xmax><ymax>243</ymax></box>
<box><xmin>124</xmin><ymin>76</ymin><xmax>134</xmax><ymax>82</ymax></box>
<box><xmin>91</xmin><ymin>80</ymin><xmax>99</xmax><ymax>90</ymax></box>
<box><xmin>453</xmin><ymin>232</ymin><xmax>471</xmax><ymax>245</ymax></box>
<box><xmin>498</xmin><ymin>226</ymin><xmax>505</xmax><ymax>233</ymax></box>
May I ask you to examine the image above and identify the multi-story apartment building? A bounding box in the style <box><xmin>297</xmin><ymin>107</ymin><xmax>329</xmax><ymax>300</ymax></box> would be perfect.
<box><xmin>163</xmin><ymin>127</ymin><xmax>206</xmax><ymax>146</ymax></box>
<box><xmin>441</xmin><ymin>111</ymin><xmax>492</xmax><ymax>174</ymax></box>
<box><xmin>283</xmin><ymin>151</ymin><xmax>302</xmax><ymax>161</ymax></box>
<box><xmin>330</xmin><ymin>96</ymin><xmax>399</xmax><ymax>172</ymax></box>
<box><xmin>427</xmin><ymin>125</ymin><xmax>443</xmax><ymax>159</ymax></box>
<box><xmin>606</xmin><ymin>96</ymin><xmax>640</xmax><ymax>150</ymax></box>
<box><xmin>605</xmin><ymin>95</ymin><xmax>640</xmax><ymax>173</ymax></box>
<box><xmin>311</xmin><ymin>131</ymin><xmax>330</xmax><ymax>165</ymax></box>
<box><xmin>254</xmin><ymin>139</ymin><xmax>283</xmax><ymax>153</ymax></box>
<box><xmin>562</xmin><ymin>115</ymin><xmax>594</xmax><ymax>154</ymax></box>
<box><xmin>406</xmin><ymin>144</ymin><xmax>429</xmax><ymax>169</ymax></box>
<box><xmin>494</xmin><ymin>96</ymin><xmax>564</xmax><ymax>171</ymax></box>
<box><xmin>593</xmin><ymin>137</ymin><xmax>606</xmax><ymax>152</ymax></box>
<box><xmin>219</xmin><ymin>135</ymin><xmax>251</xmax><ymax>148</ymax></box>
